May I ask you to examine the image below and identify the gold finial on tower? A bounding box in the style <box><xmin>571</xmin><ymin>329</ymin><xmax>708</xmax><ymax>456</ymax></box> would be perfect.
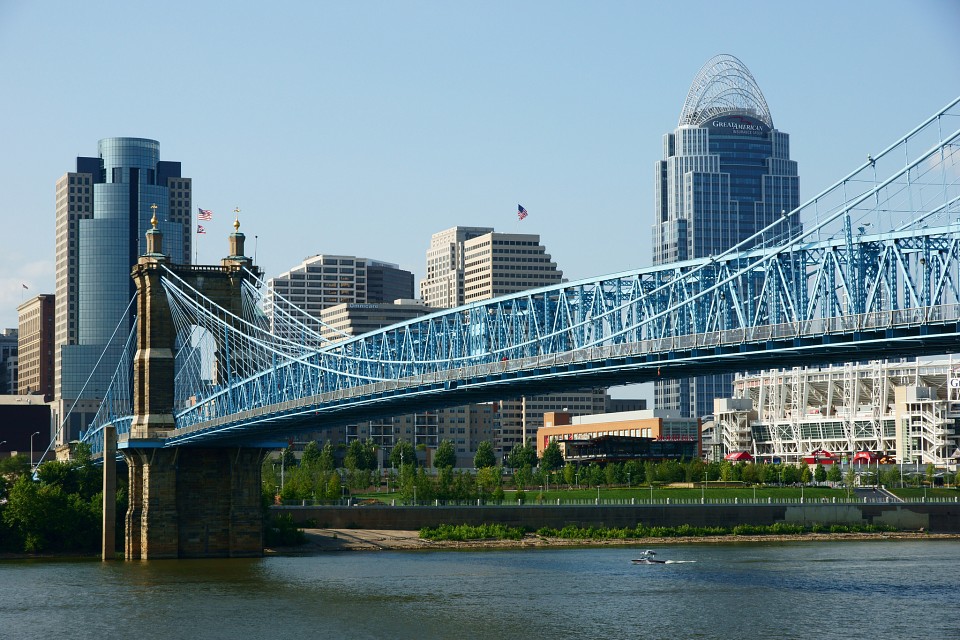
<box><xmin>233</xmin><ymin>206</ymin><xmax>241</xmax><ymax>231</ymax></box>
<box><xmin>150</xmin><ymin>203</ymin><xmax>158</xmax><ymax>228</ymax></box>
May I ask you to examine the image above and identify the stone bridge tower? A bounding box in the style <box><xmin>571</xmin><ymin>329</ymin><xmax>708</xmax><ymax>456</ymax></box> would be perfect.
<box><xmin>121</xmin><ymin>214</ymin><xmax>267</xmax><ymax>559</ymax></box>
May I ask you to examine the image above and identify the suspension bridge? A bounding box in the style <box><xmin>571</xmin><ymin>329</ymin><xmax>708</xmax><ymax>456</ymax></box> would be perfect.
<box><xmin>71</xmin><ymin>95</ymin><xmax>960</xmax><ymax>558</ymax></box>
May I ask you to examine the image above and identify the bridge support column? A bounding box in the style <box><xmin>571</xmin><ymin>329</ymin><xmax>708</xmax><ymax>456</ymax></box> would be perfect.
<box><xmin>125</xmin><ymin>452</ymin><xmax>143</xmax><ymax>560</ymax></box>
<box><xmin>123</xmin><ymin>446</ymin><xmax>266</xmax><ymax>559</ymax></box>
<box><xmin>101</xmin><ymin>425</ymin><xmax>117</xmax><ymax>561</ymax></box>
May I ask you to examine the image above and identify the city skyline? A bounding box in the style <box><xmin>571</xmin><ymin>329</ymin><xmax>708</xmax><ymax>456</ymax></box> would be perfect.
<box><xmin>1</xmin><ymin>1</ymin><xmax>957</xmax><ymax>338</ymax></box>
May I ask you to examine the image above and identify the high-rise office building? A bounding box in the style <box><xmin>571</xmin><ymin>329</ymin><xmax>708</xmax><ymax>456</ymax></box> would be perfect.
<box><xmin>421</xmin><ymin>226</ymin><xmax>493</xmax><ymax>308</ymax></box>
<box><xmin>0</xmin><ymin>329</ymin><xmax>18</xmax><ymax>395</ymax></box>
<box><xmin>55</xmin><ymin>138</ymin><xmax>191</xmax><ymax>440</ymax></box>
<box><xmin>264</xmin><ymin>255</ymin><xmax>415</xmax><ymax>330</ymax></box>
<box><xmin>462</xmin><ymin>231</ymin><xmax>564</xmax><ymax>303</ymax></box>
<box><xmin>366</xmin><ymin>259</ymin><xmax>416</xmax><ymax>304</ymax></box>
<box><xmin>652</xmin><ymin>54</ymin><xmax>800</xmax><ymax>419</ymax></box>
<box><xmin>17</xmin><ymin>294</ymin><xmax>55</xmax><ymax>400</ymax></box>
<box><xmin>424</xmin><ymin>226</ymin><xmax>608</xmax><ymax>457</ymax></box>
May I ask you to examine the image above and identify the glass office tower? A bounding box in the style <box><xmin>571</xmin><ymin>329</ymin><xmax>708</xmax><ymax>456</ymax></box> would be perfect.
<box><xmin>56</xmin><ymin>138</ymin><xmax>191</xmax><ymax>440</ymax></box>
<box><xmin>652</xmin><ymin>55</ymin><xmax>799</xmax><ymax>419</ymax></box>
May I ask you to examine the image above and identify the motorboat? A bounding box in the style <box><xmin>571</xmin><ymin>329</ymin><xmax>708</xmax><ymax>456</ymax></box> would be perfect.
<box><xmin>631</xmin><ymin>550</ymin><xmax>666</xmax><ymax>564</ymax></box>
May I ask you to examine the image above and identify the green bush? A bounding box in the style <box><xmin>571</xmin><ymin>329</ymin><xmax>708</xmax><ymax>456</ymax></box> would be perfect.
<box><xmin>264</xmin><ymin>513</ymin><xmax>306</xmax><ymax>547</ymax></box>
<box><xmin>531</xmin><ymin>521</ymin><xmax>897</xmax><ymax>541</ymax></box>
<box><xmin>419</xmin><ymin>523</ymin><xmax>525</xmax><ymax>541</ymax></box>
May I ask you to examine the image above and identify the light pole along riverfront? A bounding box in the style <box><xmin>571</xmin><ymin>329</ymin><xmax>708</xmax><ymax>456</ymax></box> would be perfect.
<box><xmin>30</xmin><ymin>431</ymin><xmax>40</xmax><ymax>473</ymax></box>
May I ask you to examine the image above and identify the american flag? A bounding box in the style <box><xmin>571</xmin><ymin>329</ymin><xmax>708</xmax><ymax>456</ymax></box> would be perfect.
<box><xmin>197</xmin><ymin>224</ymin><xmax>207</xmax><ymax>234</ymax></box>
<box><xmin>198</xmin><ymin>207</ymin><xmax>213</xmax><ymax>221</ymax></box>
<box><xmin>517</xmin><ymin>204</ymin><xmax>528</xmax><ymax>221</ymax></box>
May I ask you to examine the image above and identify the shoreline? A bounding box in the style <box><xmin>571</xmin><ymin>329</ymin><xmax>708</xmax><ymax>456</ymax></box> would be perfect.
<box><xmin>265</xmin><ymin>529</ymin><xmax>960</xmax><ymax>554</ymax></box>
<box><xmin>5</xmin><ymin>530</ymin><xmax>956</xmax><ymax>560</ymax></box>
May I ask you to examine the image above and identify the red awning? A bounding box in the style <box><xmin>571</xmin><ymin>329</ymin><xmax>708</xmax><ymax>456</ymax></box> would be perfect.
<box><xmin>724</xmin><ymin>451</ymin><xmax>754</xmax><ymax>461</ymax></box>
<box><xmin>803</xmin><ymin>449</ymin><xmax>837</xmax><ymax>464</ymax></box>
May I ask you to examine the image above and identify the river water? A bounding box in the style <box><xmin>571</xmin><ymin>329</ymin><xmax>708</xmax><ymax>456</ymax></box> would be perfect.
<box><xmin>1</xmin><ymin>540</ymin><xmax>957</xmax><ymax>639</ymax></box>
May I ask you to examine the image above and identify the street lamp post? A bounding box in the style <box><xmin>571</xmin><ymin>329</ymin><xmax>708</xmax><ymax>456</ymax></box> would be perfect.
<box><xmin>702</xmin><ymin>471</ymin><xmax>706</xmax><ymax>504</ymax></box>
<box><xmin>30</xmin><ymin>431</ymin><xmax>40</xmax><ymax>472</ymax></box>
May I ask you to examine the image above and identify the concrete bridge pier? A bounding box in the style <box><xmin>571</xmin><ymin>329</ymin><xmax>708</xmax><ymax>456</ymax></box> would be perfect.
<box><xmin>122</xmin><ymin>446</ymin><xmax>267</xmax><ymax>559</ymax></box>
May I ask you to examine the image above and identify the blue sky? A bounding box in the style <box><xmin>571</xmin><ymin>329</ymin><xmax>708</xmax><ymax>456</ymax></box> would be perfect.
<box><xmin>1</xmin><ymin>1</ymin><xmax>958</xmax><ymax>361</ymax></box>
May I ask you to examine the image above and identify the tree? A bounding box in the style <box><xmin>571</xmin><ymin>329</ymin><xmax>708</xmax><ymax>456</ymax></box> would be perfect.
<box><xmin>476</xmin><ymin>466</ymin><xmax>500</xmax><ymax>502</ymax></box>
<box><xmin>345</xmin><ymin>439</ymin><xmax>377</xmax><ymax>471</ymax></box>
<box><xmin>474</xmin><ymin>441</ymin><xmax>496</xmax><ymax>469</ymax></box>
<box><xmin>2</xmin><ymin>449</ymin><xmax>102</xmax><ymax>553</ymax></box>
<box><xmin>280</xmin><ymin>445</ymin><xmax>297</xmax><ymax>469</ymax></box>
<box><xmin>562</xmin><ymin>463</ymin><xmax>576</xmax><ymax>488</ymax></box>
<box><xmin>644</xmin><ymin>460</ymin><xmax>657</xmax><ymax>485</ymax></box>
<box><xmin>755</xmin><ymin>463</ymin><xmax>770</xmax><ymax>485</ymax></box>
<box><xmin>507</xmin><ymin>442</ymin><xmax>537</xmax><ymax>469</ymax></box>
<box><xmin>319</xmin><ymin>441</ymin><xmax>336</xmax><ymax>472</ymax></box>
<box><xmin>587</xmin><ymin>463</ymin><xmax>604</xmax><ymax>487</ymax></box>
<box><xmin>827</xmin><ymin>463</ymin><xmax>843</xmax><ymax>483</ymax></box>
<box><xmin>301</xmin><ymin>441</ymin><xmax>322</xmax><ymax>469</ymax></box>
<box><xmin>624</xmin><ymin>460</ymin><xmax>643</xmax><ymax>486</ymax></box>
<box><xmin>814</xmin><ymin>463</ymin><xmax>827</xmax><ymax>483</ymax></box>
<box><xmin>326</xmin><ymin>473</ymin><xmax>342</xmax><ymax>502</ymax></box>
<box><xmin>781</xmin><ymin>464</ymin><xmax>800</xmax><ymax>485</ymax></box>
<box><xmin>436</xmin><ymin>466</ymin><xmax>454</xmax><ymax>499</ymax></box>
<box><xmin>844</xmin><ymin>465</ymin><xmax>857</xmax><ymax>491</ymax></box>
<box><xmin>540</xmin><ymin>441</ymin><xmax>563</xmax><ymax>472</ymax></box>
<box><xmin>800</xmin><ymin>465</ymin><xmax>812</xmax><ymax>484</ymax></box>
<box><xmin>687</xmin><ymin>458</ymin><xmax>707</xmax><ymax>483</ymax></box>
<box><xmin>0</xmin><ymin>453</ymin><xmax>30</xmax><ymax>478</ymax></box>
<box><xmin>512</xmin><ymin>465</ymin><xmax>532</xmax><ymax>490</ymax></box>
<box><xmin>390</xmin><ymin>440</ymin><xmax>416</xmax><ymax>470</ymax></box>
<box><xmin>434</xmin><ymin>440</ymin><xmax>456</xmax><ymax>469</ymax></box>
<box><xmin>604</xmin><ymin>463</ymin><xmax>619</xmax><ymax>487</ymax></box>
<box><xmin>880</xmin><ymin>467</ymin><xmax>900</xmax><ymax>488</ymax></box>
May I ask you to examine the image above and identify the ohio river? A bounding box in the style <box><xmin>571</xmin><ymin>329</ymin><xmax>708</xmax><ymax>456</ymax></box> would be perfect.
<box><xmin>1</xmin><ymin>540</ymin><xmax>957</xmax><ymax>639</ymax></box>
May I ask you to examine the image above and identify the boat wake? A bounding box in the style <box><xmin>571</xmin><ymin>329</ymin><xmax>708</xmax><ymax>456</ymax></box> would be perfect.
<box><xmin>631</xmin><ymin>550</ymin><xmax>696</xmax><ymax>565</ymax></box>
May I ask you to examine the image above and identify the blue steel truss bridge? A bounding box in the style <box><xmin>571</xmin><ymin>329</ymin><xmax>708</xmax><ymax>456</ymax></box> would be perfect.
<box><xmin>78</xmin><ymin>96</ymin><xmax>960</xmax><ymax>457</ymax></box>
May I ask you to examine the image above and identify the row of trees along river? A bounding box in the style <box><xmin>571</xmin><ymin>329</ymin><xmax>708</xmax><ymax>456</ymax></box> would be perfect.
<box><xmin>3</xmin><ymin>440</ymin><xmax>956</xmax><ymax>554</ymax></box>
<box><xmin>263</xmin><ymin>439</ymin><xmax>960</xmax><ymax>505</ymax></box>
